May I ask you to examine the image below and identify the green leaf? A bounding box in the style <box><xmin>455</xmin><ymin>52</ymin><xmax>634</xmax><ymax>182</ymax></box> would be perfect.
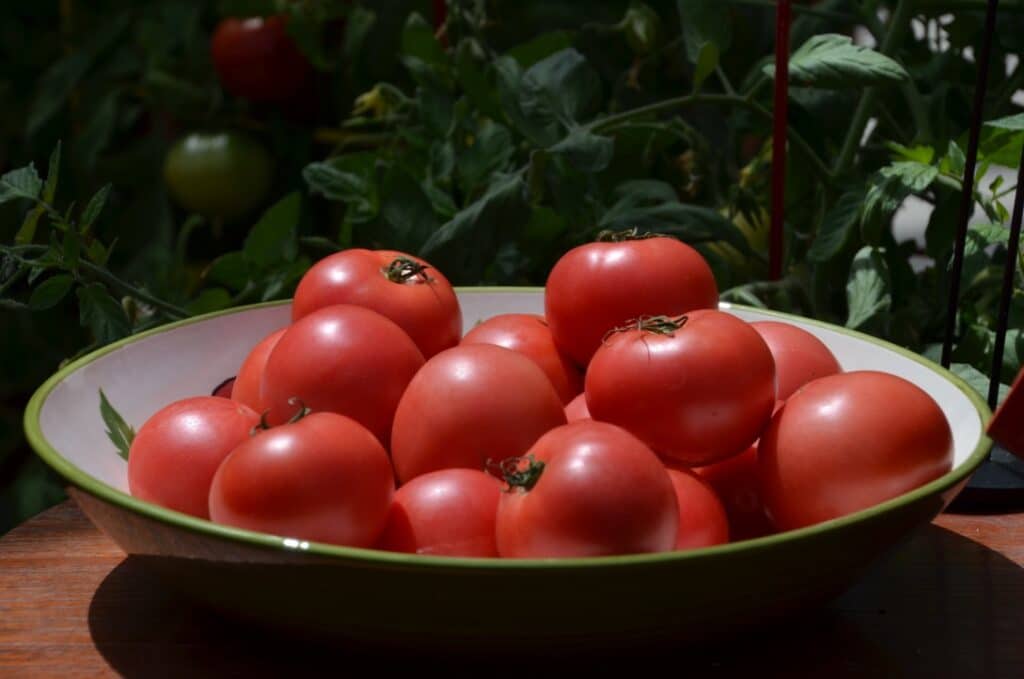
<box><xmin>42</xmin><ymin>141</ymin><xmax>61</xmax><ymax>204</ymax></box>
<box><xmin>520</xmin><ymin>49</ymin><xmax>602</xmax><ymax>128</ymax></box>
<box><xmin>845</xmin><ymin>246</ymin><xmax>891</xmax><ymax>329</ymax></box>
<box><xmin>420</xmin><ymin>172</ymin><xmax>528</xmax><ymax>257</ymax></box>
<box><xmin>623</xmin><ymin>2</ymin><xmax>662</xmax><ymax>56</ymax></box>
<box><xmin>63</xmin><ymin>230</ymin><xmax>81</xmax><ymax>272</ymax></box>
<box><xmin>402</xmin><ymin>13</ymin><xmax>446</xmax><ymax>66</ymax></box>
<box><xmin>187</xmin><ymin>288</ymin><xmax>232</xmax><ymax>315</ymax></box>
<box><xmin>547</xmin><ymin>126</ymin><xmax>614</xmax><ymax>173</ymax></box>
<box><xmin>76</xmin><ymin>91</ymin><xmax>120</xmax><ymax>169</ymax></box>
<box><xmin>886</xmin><ymin>142</ymin><xmax>935</xmax><ymax>164</ymax></box>
<box><xmin>0</xmin><ymin>165</ymin><xmax>43</xmax><ymax>206</ymax></box>
<box><xmin>925</xmin><ymin>192</ymin><xmax>960</xmax><ymax>259</ymax></box>
<box><xmin>986</xmin><ymin>113</ymin><xmax>1024</xmax><ymax>131</ymax></box>
<box><xmin>506</xmin><ymin>31</ymin><xmax>575</xmax><ymax>69</ymax></box>
<box><xmin>16</xmin><ymin>205</ymin><xmax>47</xmax><ymax>246</ymax></box>
<box><xmin>303</xmin><ymin>154</ymin><xmax>379</xmax><ymax>223</ymax></box>
<box><xmin>81</xmin><ymin>184</ymin><xmax>112</xmax><ymax>233</ymax></box>
<box><xmin>764</xmin><ymin>34</ymin><xmax>909</xmax><ymax>89</ymax></box>
<box><xmin>378</xmin><ymin>167</ymin><xmax>439</xmax><ymax>253</ymax></box>
<box><xmin>692</xmin><ymin>41</ymin><xmax>719</xmax><ymax>93</ymax></box>
<box><xmin>861</xmin><ymin>175</ymin><xmax>911</xmax><ymax>244</ymax></box>
<box><xmin>809</xmin><ymin>189</ymin><xmax>863</xmax><ymax>262</ymax></box>
<box><xmin>676</xmin><ymin>0</ymin><xmax>731</xmax><ymax>63</ymax></box>
<box><xmin>945</xmin><ymin>140</ymin><xmax>966</xmax><ymax>177</ymax></box>
<box><xmin>77</xmin><ymin>283</ymin><xmax>131</xmax><ymax>345</ymax></box>
<box><xmin>205</xmin><ymin>252</ymin><xmax>251</xmax><ymax>291</ymax></box>
<box><xmin>28</xmin><ymin>274</ymin><xmax>74</xmax><ymax>310</ymax></box>
<box><xmin>455</xmin><ymin>39</ymin><xmax>503</xmax><ymax>121</ymax></box>
<box><xmin>343</xmin><ymin>6</ymin><xmax>376</xmax><ymax>61</ymax></box>
<box><xmin>494</xmin><ymin>56</ymin><xmax>559</xmax><ymax>147</ymax></box>
<box><xmin>880</xmin><ymin>161</ymin><xmax>939</xmax><ymax>192</ymax></box>
<box><xmin>457</xmin><ymin>119</ymin><xmax>515</xmax><ymax>194</ymax></box>
<box><xmin>951</xmin><ymin>363</ymin><xmax>1010</xmax><ymax>404</ymax></box>
<box><xmin>98</xmin><ymin>389</ymin><xmax>134</xmax><ymax>461</ymax></box>
<box><xmin>244</xmin><ymin>193</ymin><xmax>300</xmax><ymax>269</ymax></box>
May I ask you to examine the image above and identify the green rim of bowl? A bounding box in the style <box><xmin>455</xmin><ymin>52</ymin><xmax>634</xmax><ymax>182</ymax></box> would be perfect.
<box><xmin>24</xmin><ymin>289</ymin><xmax>993</xmax><ymax>570</ymax></box>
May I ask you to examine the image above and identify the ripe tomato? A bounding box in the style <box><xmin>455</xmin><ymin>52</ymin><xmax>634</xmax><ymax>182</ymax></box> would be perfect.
<box><xmin>128</xmin><ymin>397</ymin><xmax>259</xmax><ymax>518</ymax></box>
<box><xmin>163</xmin><ymin>132</ymin><xmax>272</xmax><ymax>221</ymax></box>
<box><xmin>209</xmin><ymin>413</ymin><xmax>393</xmax><ymax>547</ymax></box>
<box><xmin>260</xmin><ymin>305</ymin><xmax>424</xmax><ymax>446</ymax></box>
<box><xmin>230</xmin><ymin>328</ymin><xmax>285</xmax><ymax>412</ymax></box>
<box><xmin>693</xmin><ymin>446</ymin><xmax>773</xmax><ymax>541</ymax></box>
<box><xmin>758</xmin><ymin>371</ymin><xmax>954</xmax><ymax>531</ymax></box>
<box><xmin>751</xmin><ymin>321</ymin><xmax>841</xmax><ymax>400</ymax></box>
<box><xmin>461</xmin><ymin>314</ymin><xmax>582</xmax><ymax>403</ymax></box>
<box><xmin>376</xmin><ymin>469</ymin><xmax>502</xmax><ymax>557</ymax></box>
<box><xmin>292</xmin><ymin>249</ymin><xmax>461</xmax><ymax>359</ymax></box>
<box><xmin>390</xmin><ymin>344</ymin><xmax>566</xmax><ymax>483</ymax></box>
<box><xmin>586</xmin><ymin>310</ymin><xmax>775</xmax><ymax>465</ymax></box>
<box><xmin>212</xmin><ymin>377</ymin><xmax>235</xmax><ymax>398</ymax></box>
<box><xmin>564</xmin><ymin>392</ymin><xmax>591</xmax><ymax>422</ymax></box>
<box><xmin>495</xmin><ymin>421</ymin><xmax>678</xmax><ymax>558</ymax></box>
<box><xmin>664</xmin><ymin>467</ymin><xmax>730</xmax><ymax>550</ymax></box>
<box><xmin>211</xmin><ymin>16</ymin><xmax>311</xmax><ymax>102</ymax></box>
<box><xmin>545</xmin><ymin>232</ymin><xmax>718</xmax><ymax>367</ymax></box>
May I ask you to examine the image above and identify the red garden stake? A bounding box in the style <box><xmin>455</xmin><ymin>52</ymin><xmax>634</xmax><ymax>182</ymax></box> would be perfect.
<box><xmin>988</xmin><ymin>369</ymin><xmax>1024</xmax><ymax>461</ymax></box>
<box><xmin>768</xmin><ymin>0</ymin><xmax>791</xmax><ymax>282</ymax></box>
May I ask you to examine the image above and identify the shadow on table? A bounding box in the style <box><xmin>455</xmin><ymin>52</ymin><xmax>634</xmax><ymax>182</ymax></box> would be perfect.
<box><xmin>88</xmin><ymin>524</ymin><xmax>1024</xmax><ymax>678</ymax></box>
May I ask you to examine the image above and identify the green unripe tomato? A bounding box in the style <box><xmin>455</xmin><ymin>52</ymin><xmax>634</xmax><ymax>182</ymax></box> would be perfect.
<box><xmin>163</xmin><ymin>132</ymin><xmax>272</xmax><ymax>221</ymax></box>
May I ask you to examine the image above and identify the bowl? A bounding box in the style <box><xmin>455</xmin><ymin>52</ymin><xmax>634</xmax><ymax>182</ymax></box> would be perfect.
<box><xmin>24</xmin><ymin>289</ymin><xmax>991</xmax><ymax>650</ymax></box>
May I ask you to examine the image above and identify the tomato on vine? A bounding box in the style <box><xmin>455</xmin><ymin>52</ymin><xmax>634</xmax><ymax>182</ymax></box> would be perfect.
<box><xmin>211</xmin><ymin>16</ymin><xmax>311</xmax><ymax>103</ymax></box>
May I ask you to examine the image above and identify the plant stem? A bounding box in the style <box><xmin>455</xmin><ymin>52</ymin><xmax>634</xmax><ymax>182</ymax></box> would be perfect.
<box><xmin>834</xmin><ymin>0</ymin><xmax>913</xmax><ymax>177</ymax></box>
<box><xmin>591</xmin><ymin>93</ymin><xmax>835</xmax><ymax>185</ymax></box>
<box><xmin>716</xmin><ymin>66</ymin><xmax>737</xmax><ymax>96</ymax></box>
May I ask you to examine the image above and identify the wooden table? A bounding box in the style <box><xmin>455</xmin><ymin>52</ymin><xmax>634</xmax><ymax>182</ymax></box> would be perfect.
<box><xmin>1</xmin><ymin>501</ymin><xmax>1022</xmax><ymax>678</ymax></box>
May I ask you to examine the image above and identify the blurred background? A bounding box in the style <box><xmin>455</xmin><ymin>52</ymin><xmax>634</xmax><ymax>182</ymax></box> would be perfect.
<box><xmin>1</xmin><ymin>0</ymin><xmax>1022</xmax><ymax>533</ymax></box>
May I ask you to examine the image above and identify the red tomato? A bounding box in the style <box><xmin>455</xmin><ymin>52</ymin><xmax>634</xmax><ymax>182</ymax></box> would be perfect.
<box><xmin>260</xmin><ymin>305</ymin><xmax>424</xmax><ymax>446</ymax></box>
<box><xmin>461</xmin><ymin>314</ymin><xmax>582</xmax><ymax>403</ymax></box>
<box><xmin>665</xmin><ymin>467</ymin><xmax>730</xmax><ymax>550</ymax></box>
<box><xmin>586</xmin><ymin>310</ymin><xmax>775</xmax><ymax>465</ymax></box>
<box><xmin>496</xmin><ymin>421</ymin><xmax>678</xmax><ymax>558</ymax></box>
<box><xmin>209</xmin><ymin>413</ymin><xmax>393</xmax><ymax>547</ymax></box>
<box><xmin>376</xmin><ymin>469</ymin><xmax>502</xmax><ymax>557</ymax></box>
<box><xmin>545</xmin><ymin>233</ymin><xmax>718</xmax><ymax>366</ymax></box>
<box><xmin>390</xmin><ymin>344</ymin><xmax>566</xmax><ymax>483</ymax></box>
<box><xmin>211</xmin><ymin>16</ymin><xmax>310</xmax><ymax>102</ymax></box>
<box><xmin>292</xmin><ymin>249</ymin><xmax>461</xmax><ymax>359</ymax></box>
<box><xmin>758</xmin><ymin>371</ymin><xmax>954</xmax><ymax>531</ymax></box>
<box><xmin>693</xmin><ymin>446</ymin><xmax>773</xmax><ymax>541</ymax></box>
<box><xmin>751</xmin><ymin>321</ymin><xmax>841</xmax><ymax>400</ymax></box>
<box><xmin>231</xmin><ymin>328</ymin><xmax>285</xmax><ymax>412</ymax></box>
<box><xmin>212</xmin><ymin>377</ymin><xmax>235</xmax><ymax>399</ymax></box>
<box><xmin>128</xmin><ymin>397</ymin><xmax>259</xmax><ymax>518</ymax></box>
<box><xmin>564</xmin><ymin>392</ymin><xmax>591</xmax><ymax>422</ymax></box>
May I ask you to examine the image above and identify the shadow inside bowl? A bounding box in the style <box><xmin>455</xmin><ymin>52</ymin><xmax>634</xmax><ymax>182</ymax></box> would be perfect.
<box><xmin>87</xmin><ymin>524</ymin><xmax>1024</xmax><ymax>677</ymax></box>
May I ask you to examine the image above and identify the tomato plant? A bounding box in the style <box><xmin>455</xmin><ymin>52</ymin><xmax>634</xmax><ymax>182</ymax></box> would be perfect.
<box><xmin>209</xmin><ymin>412</ymin><xmax>393</xmax><ymax>547</ymax></box>
<box><xmin>127</xmin><ymin>396</ymin><xmax>259</xmax><ymax>518</ymax></box>
<box><xmin>390</xmin><ymin>344</ymin><xmax>566</xmax><ymax>483</ymax></box>
<box><xmin>545</xmin><ymin>232</ymin><xmax>718</xmax><ymax>367</ymax></box>
<box><xmin>210</xmin><ymin>16</ymin><xmax>311</xmax><ymax>103</ymax></box>
<box><xmin>461</xmin><ymin>314</ymin><xmax>581</xmax><ymax>403</ymax></box>
<box><xmin>231</xmin><ymin>328</ymin><xmax>286</xmax><ymax>412</ymax></box>
<box><xmin>586</xmin><ymin>311</ymin><xmax>775</xmax><ymax>465</ymax></box>
<box><xmin>495</xmin><ymin>421</ymin><xmax>678</xmax><ymax>558</ymax></box>
<box><xmin>261</xmin><ymin>304</ymin><xmax>424</xmax><ymax>445</ymax></box>
<box><xmin>758</xmin><ymin>371</ymin><xmax>954</xmax><ymax>531</ymax></box>
<box><xmin>751</xmin><ymin>321</ymin><xmax>841</xmax><ymax>400</ymax></box>
<box><xmin>163</xmin><ymin>131</ymin><xmax>273</xmax><ymax>221</ymax></box>
<box><xmin>376</xmin><ymin>468</ymin><xmax>502</xmax><ymax>557</ymax></box>
<box><xmin>665</xmin><ymin>467</ymin><xmax>730</xmax><ymax>550</ymax></box>
<box><xmin>292</xmin><ymin>249</ymin><xmax>461</xmax><ymax>359</ymax></box>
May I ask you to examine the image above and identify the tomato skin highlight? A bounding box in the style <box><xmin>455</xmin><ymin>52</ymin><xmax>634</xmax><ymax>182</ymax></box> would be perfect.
<box><xmin>211</xmin><ymin>16</ymin><xmax>311</xmax><ymax>102</ymax></box>
<box><xmin>758</xmin><ymin>371</ymin><xmax>954</xmax><ymax>531</ymax></box>
<box><xmin>390</xmin><ymin>344</ymin><xmax>567</xmax><ymax>484</ymax></box>
<box><xmin>496</xmin><ymin>421</ymin><xmax>678</xmax><ymax>558</ymax></box>
<box><xmin>461</xmin><ymin>314</ymin><xmax>582</xmax><ymax>403</ymax></box>
<box><xmin>128</xmin><ymin>397</ymin><xmax>259</xmax><ymax>518</ymax></box>
<box><xmin>665</xmin><ymin>467</ymin><xmax>730</xmax><ymax>550</ymax></box>
<box><xmin>751</xmin><ymin>321</ymin><xmax>841</xmax><ymax>400</ymax></box>
<box><xmin>260</xmin><ymin>304</ymin><xmax>425</xmax><ymax>446</ymax></box>
<box><xmin>292</xmin><ymin>249</ymin><xmax>461</xmax><ymax>359</ymax></box>
<box><xmin>376</xmin><ymin>469</ymin><xmax>502</xmax><ymax>557</ymax></box>
<box><xmin>585</xmin><ymin>309</ymin><xmax>776</xmax><ymax>465</ymax></box>
<box><xmin>544</xmin><ymin>236</ymin><xmax>718</xmax><ymax>367</ymax></box>
<box><xmin>692</xmin><ymin>446</ymin><xmax>773</xmax><ymax>541</ymax></box>
<box><xmin>230</xmin><ymin>328</ymin><xmax>285</xmax><ymax>412</ymax></box>
<box><xmin>564</xmin><ymin>392</ymin><xmax>591</xmax><ymax>422</ymax></box>
<box><xmin>209</xmin><ymin>413</ymin><xmax>394</xmax><ymax>547</ymax></box>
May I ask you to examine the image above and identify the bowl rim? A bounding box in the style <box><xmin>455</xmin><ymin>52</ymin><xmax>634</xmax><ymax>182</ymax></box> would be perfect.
<box><xmin>24</xmin><ymin>288</ymin><xmax>993</xmax><ymax>569</ymax></box>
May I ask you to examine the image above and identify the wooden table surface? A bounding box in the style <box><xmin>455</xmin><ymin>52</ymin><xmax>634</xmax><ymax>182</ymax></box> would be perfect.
<box><xmin>1</xmin><ymin>501</ymin><xmax>1023</xmax><ymax>678</ymax></box>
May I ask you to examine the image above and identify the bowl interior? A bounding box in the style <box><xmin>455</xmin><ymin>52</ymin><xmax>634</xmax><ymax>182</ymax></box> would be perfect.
<box><xmin>34</xmin><ymin>291</ymin><xmax>985</xmax><ymax>494</ymax></box>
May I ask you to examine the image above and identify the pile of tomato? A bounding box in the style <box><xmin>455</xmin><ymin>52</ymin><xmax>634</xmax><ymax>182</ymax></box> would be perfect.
<box><xmin>126</xmin><ymin>233</ymin><xmax>955</xmax><ymax>558</ymax></box>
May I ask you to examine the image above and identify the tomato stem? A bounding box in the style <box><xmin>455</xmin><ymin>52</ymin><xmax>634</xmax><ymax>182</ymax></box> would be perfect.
<box><xmin>604</xmin><ymin>314</ymin><xmax>688</xmax><ymax>342</ymax></box>
<box><xmin>286</xmin><ymin>397</ymin><xmax>311</xmax><ymax>424</ymax></box>
<box><xmin>382</xmin><ymin>256</ymin><xmax>433</xmax><ymax>284</ymax></box>
<box><xmin>594</xmin><ymin>227</ymin><xmax>662</xmax><ymax>242</ymax></box>
<box><xmin>250</xmin><ymin>410</ymin><xmax>272</xmax><ymax>436</ymax></box>
<box><xmin>490</xmin><ymin>454</ymin><xmax>546</xmax><ymax>492</ymax></box>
